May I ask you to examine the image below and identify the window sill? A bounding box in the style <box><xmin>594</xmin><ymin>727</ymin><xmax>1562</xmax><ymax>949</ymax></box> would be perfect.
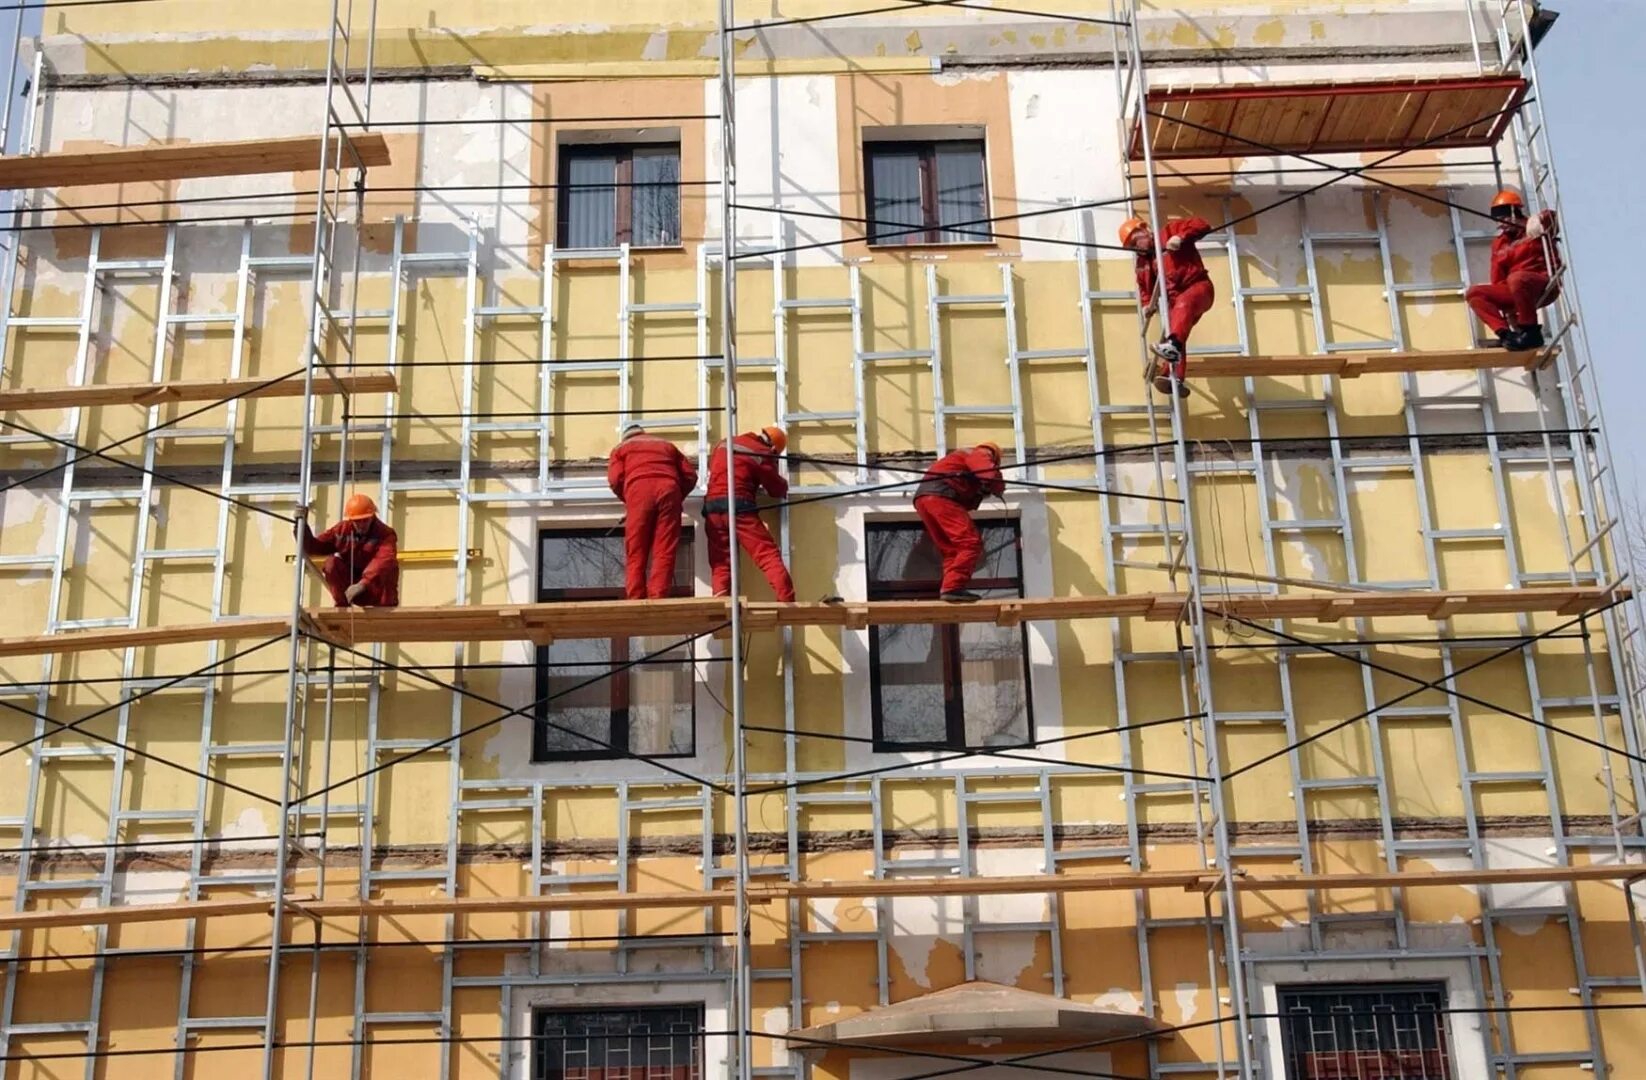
<box><xmin>864</xmin><ymin>240</ymin><xmax>1000</xmax><ymax>253</ymax></box>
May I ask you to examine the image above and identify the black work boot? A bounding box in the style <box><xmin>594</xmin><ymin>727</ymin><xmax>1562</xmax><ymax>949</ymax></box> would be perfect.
<box><xmin>1512</xmin><ymin>324</ymin><xmax>1545</xmax><ymax>350</ymax></box>
<box><xmin>941</xmin><ymin>589</ymin><xmax>981</xmax><ymax>603</ymax></box>
<box><xmin>1494</xmin><ymin>328</ymin><xmax>1515</xmax><ymax>349</ymax></box>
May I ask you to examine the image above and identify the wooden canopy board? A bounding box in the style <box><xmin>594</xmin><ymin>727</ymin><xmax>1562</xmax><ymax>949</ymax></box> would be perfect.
<box><xmin>0</xmin><ymin>587</ymin><xmax>1625</xmax><ymax>658</ymax></box>
<box><xmin>1190</xmin><ymin>347</ymin><xmax>1543</xmax><ymax>380</ymax></box>
<box><xmin>1131</xmin><ymin>75</ymin><xmax>1529</xmax><ymax>161</ymax></box>
<box><xmin>5</xmin><ymin>863</ymin><xmax>1640</xmax><ymax>933</ymax></box>
<box><xmin>0</xmin><ymin>132</ymin><xmax>392</xmax><ymax>190</ymax></box>
<box><xmin>0</xmin><ymin>369</ymin><xmax>397</xmax><ymax>412</ymax></box>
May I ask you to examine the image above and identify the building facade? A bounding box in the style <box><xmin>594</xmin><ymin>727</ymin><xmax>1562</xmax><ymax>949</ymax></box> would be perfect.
<box><xmin>0</xmin><ymin>1</ymin><xmax>1639</xmax><ymax>1078</ymax></box>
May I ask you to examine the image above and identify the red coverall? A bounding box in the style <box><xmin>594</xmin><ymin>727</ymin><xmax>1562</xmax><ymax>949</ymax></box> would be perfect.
<box><xmin>302</xmin><ymin>517</ymin><xmax>400</xmax><ymax>608</ymax></box>
<box><xmin>1136</xmin><ymin>217</ymin><xmax>1216</xmax><ymax>379</ymax></box>
<box><xmin>704</xmin><ymin>434</ymin><xmax>795</xmax><ymax>602</ymax></box>
<box><xmin>608</xmin><ymin>432</ymin><xmax>699</xmax><ymax>600</ymax></box>
<box><xmin>913</xmin><ymin>448</ymin><xmax>1006</xmax><ymax>594</ymax></box>
<box><xmin>1466</xmin><ymin>210</ymin><xmax>1562</xmax><ymax>335</ymax></box>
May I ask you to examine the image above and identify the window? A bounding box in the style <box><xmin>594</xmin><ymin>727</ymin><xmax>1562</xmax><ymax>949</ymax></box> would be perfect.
<box><xmin>532</xmin><ymin>1004</ymin><xmax>704</xmax><ymax>1080</ymax></box>
<box><xmin>1277</xmin><ymin>983</ymin><xmax>1453</xmax><ymax>1080</ymax></box>
<box><xmin>864</xmin><ymin>139</ymin><xmax>988</xmax><ymax>246</ymax></box>
<box><xmin>533</xmin><ymin>528</ymin><xmax>696</xmax><ymax>761</ymax></box>
<box><xmin>866</xmin><ymin>519</ymin><xmax>1031</xmax><ymax>750</ymax></box>
<box><xmin>557</xmin><ymin>142</ymin><xmax>682</xmax><ymax>249</ymax></box>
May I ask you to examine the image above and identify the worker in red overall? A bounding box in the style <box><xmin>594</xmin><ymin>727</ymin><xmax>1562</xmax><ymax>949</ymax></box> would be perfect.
<box><xmin>1123</xmin><ymin>214</ymin><xmax>1215</xmax><ymax>398</ymax></box>
<box><xmin>913</xmin><ymin>442</ymin><xmax>1006</xmax><ymax>603</ymax></box>
<box><xmin>1466</xmin><ymin>189</ymin><xmax>1560</xmax><ymax>351</ymax></box>
<box><xmin>298</xmin><ymin>493</ymin><xmax>400</xmax><ymax>608</ymax></box>
<box><xmin>704</xmin><ymin>426</ymin><xmax>795</xmax><ymax>602</ymax></box>
<box><xmin>607</xmin><ymin>424</ymin><xmax>699</xmax><ymax>600</ymax></box>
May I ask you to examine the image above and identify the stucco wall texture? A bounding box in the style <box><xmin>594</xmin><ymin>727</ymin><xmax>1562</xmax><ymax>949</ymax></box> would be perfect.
<box><xmin>0</xmin><ymin>2</ymin><xmax>1637</xmax><ymax>1078</ymax></box>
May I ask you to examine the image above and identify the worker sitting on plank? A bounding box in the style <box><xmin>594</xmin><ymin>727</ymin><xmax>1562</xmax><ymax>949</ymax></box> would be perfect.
<box><xmin>704</xmin><ymin>426</ymin><xmax>795</xmax><ymax>602</ymax></box>
<box><xmin>1466</xmin><ymin>189</ymin><xmax>1561</xmax><ymax>351</ymax></box>
<box><xmin>607</xmin><ymin>423</ymin><xmax>699</xmax><ymax>600</ymax></box>
<box><xmin>1123</xmin><ymin>213</ymin><xmax>1215</xmax><ymax>399</ymax></box>
<box><xmin>914</xmin><ymin>442</ymin><xmax>1006</xmax><ymax>603</ymax></box>
<box><xmin>297</xmin><ymin>493</ymin><xmax>400</xmax><ymax>609</ymax></box>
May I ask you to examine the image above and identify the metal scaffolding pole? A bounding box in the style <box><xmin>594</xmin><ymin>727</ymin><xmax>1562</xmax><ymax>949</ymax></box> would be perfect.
<box><xmin>719</xmin><ymin>1</ymin><xmax>754</xmax><ymax>1078</ymax></box>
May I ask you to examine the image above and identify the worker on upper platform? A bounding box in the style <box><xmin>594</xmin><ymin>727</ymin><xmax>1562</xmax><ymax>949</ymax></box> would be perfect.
<box><xmin>704</xmin><ymin>426</ymin><xmax>795</xmax><ymax>603</ymax></box>
<box><xmin>1123</xmin><ymin>214</ymin><xmax>1215</xmax><ymax>399</ymax></box>
<box><xmin>297</xmin><ymin>494</ymin><xmax>400</xmax><ymax>609</ymax></box>
<box><xmin>1466</xmin><ymin>189</ymin><xmax>1561</xmax><ymax>351</ymax></box>
<box><xmin>914</xmin><ymin>442</ymin><xmax>1007</xmax><ymax>603</ymax></box>
<box><xmin>608</xmin><ymin>424</ymin><xmax>699</xmax><ymax>600</ymax></box>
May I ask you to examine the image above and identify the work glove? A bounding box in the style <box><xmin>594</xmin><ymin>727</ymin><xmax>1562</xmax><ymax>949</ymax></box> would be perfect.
<box><xmin>1525</xmin><ymin>215</ymin><xmax>1545</xmax><ymax>240</ymax></box>
<box><xmin>293</xmin><ymin>503</ymin><xmax>310</xmax><ymax>537</ymax></box>
<box><xmin>1141</xmin><ymin>300</ymin><xmax>1158</xmax><ymax>321</ymax></box>
<box><xmin>1165</xmin><ymin>235</ymin><xmax>1183</xmax><ymax>252</ymax></box>
<box><xmin>344</xmin><ymin>583</ymin><xmax>366</xmax><ymax>605</ymax></box>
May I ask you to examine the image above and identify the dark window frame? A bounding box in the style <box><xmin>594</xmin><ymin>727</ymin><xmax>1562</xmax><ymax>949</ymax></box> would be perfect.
<box><xmin>1276</xmin><ymin>982</ymin><xmax>1454</xmax><ymax>1080</ymax></box>
<box><xmin>865</xmin><ymin>517</ymin><xmax>1033</xmax><ymax>751</ymax></box>
<box><xmin>531</xmin><ymin>1003</ymin><xmax>706</xmax><ymax>1080</ymax></box>
<box><xmin>863</xmin><ymin>138</ymin><xmax>990</xmax><ymax>247</ymax></box>
<box><xmin>555</xmin><ymin>141</ymin><xmax>683</xmax><ymax>250</ymax></box>
<box><xmin>532</xmin><ymin>526</ymin><xmax>697</xmax><ymax>762</ymax></box>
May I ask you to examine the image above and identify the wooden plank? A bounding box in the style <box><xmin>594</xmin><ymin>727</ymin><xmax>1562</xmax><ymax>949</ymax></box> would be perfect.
<box><xmin>1190</xmin><ymin>348</ymin><xmax>1539</xmax><ymax>380</ymax></box>
<box><xmin>0</xmin><ymin>132</ymin><xmax>392</xmax><ymax>190</ymax></box>
<box><xmin>0</xmin><ymin>616</ymin><xmax>289</xmax><ymax>658</ymax></box>
<box><xmin>1223</xmin><ymin>863</ymin><xmax>1643</xmax><ymax>893</ymax></box>
<box><xmin>0</xmin><ymin>587</ymin><xmax>1624</xmax><ymax>660</ymax></box>
<box><xmin>0</xmin><ymin>370</ymin><xmax>397</xmax><ymax>412</ymax></box>
<box><xmin>0</xmin><ymin>889</ymin><xmax>740</xmax><ymax>932</ymax></box>
<box><xmin>758</xmin><ymin>871</ymin><xmax>1213</xmax><ymax>900</ymax></box>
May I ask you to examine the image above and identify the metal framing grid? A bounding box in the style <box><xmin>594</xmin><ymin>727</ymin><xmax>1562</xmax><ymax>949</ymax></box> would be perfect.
<box><xmin>0</xmin><ymin>1</ymin><xmax>1639</xmax><ymax>1079</ymax></box>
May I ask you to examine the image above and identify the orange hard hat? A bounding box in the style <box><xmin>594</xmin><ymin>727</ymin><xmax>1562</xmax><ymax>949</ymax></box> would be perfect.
<box><xmin>976</xmin><ymin>441</ymin><xmax>1002</xmax><ymax>461</ymax></box>
<box><xmin>1118</xmin><ymin>217</ymin><xmax>1149</xmax><ymax>247</ymax></box>
<box><xmin>1490</xmin><ymin>189</ymin><xmax>1526</xmax><ymax>218</ymax></box>
<box><xmin>760</xmin><ymin>425</ymin><xmax>788</xmax><ymax>455</ymax></box>
<box><xmin>343</xmin><ymin>493</ymin><xmax>378</xmax><ymax>520</ymax></box>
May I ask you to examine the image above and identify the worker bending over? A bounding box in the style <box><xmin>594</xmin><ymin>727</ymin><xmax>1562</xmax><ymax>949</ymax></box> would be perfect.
<box><xmin>1123</xmin><ymin>214</ymin><xmax>1215</xmax><ymax>398</ymax></box>
<box><xmin>1466</xmin><ymin>189</ymin><xmax>1560</xmax><ymax>351</ymax></box>
<box><xmin>704</xmin><ymin>426</ymin><xmax>795</xmax><ymax>602</ymax></box>
<box><xmin>914</xmin><ymin>442</ymin><xmax>1006</xmax><ymax>603</ymax></box>
<box><xmin>298</xmin><ymin>493</ymin><xmax>399</xmax><ymax>608</ymax></box>
<box><xmin>608</xmin><ymin>424</ymin><xmax>698</xmax><ymax>600</ymax></box>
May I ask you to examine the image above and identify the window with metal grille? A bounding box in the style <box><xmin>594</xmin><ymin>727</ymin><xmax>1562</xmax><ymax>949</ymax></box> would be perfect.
<box><xmin>866</xmin><ymin>519</ymin><xmax>1031</xmax><ymax>750</ymax></box>
<box><xmin>1277</xmin><ymin>983</ymin><xmax>1454</xmax><ymax>1080</ymax></box>
<box><xmin>557</xmin><ymin>143</ymin><xmax>682</xmax><ymax>249</ymax></box>
<box><xmin>532</xmin><ymin>1004</ymin><xmax>705</xmax><ymax>1080</ymax></box>
<box><xmin>864</xmin><ymin>139</ymin><xmax>989</xmax><ymax>246</ymax></box>
<box><xmin>533</xmin><ymin>528</ymin><xmax>696</xmax><ymax>761</ymax></box>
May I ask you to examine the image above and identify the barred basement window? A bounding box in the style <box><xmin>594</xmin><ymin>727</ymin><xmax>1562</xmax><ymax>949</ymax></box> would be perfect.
<box><xmin>532</xmin><ymin>1004</ymin><xmax>705</xmax><ymax>1080</ymax></box>
<box><xmin>533</xmin><ymin>528</ymin><xmax>696</xmax><ymax>761</ymax></box>
<box><xmin>557</xmin><ymin>142</ymin><xmax>682</xmax><ymax>249</ymax></box>
<box><xmin>864</xmin><ymin>139</ymin><xmax>989</xmax><ymax>246</ymax></box>
<box><xmin>866</xmin><ymin>519</ymin><xmax>1032</xmax><ymax>751</ymax></box>
<box><xmin>1277</xmin><ymin>983</ymin><xmax>1454</xmax><ymax>1080</ymax></box>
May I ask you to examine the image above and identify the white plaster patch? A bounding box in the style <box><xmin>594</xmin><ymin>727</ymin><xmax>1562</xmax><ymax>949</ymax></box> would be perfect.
<box><xmin>1174</xmin><ymin>982</ymin><xmax>1200</xmax><ymax>1023</ymax></box>
<box><xmin>1482</xmin><ymin>836</ymin><xmax>1565</xmax><ymax>912</ymax></box>
<box><xmin>218</xmin><ymin>806</ymin><xmax>276</xmax><ymax>850</ymax></box>
<box><xmin>1091</xmin><ymin>988</ymin><xmax>1142</xmax><ymax>1013</ymax></box>
<box><xmin>761</xmin><ymin>1005</ymin><xmax>792</xmax><ymax>1068</ymax></box>
<box><xmin>115</xmin><ymin>868</ymin><xmax>189</xmax><ymax>906</ymax></box>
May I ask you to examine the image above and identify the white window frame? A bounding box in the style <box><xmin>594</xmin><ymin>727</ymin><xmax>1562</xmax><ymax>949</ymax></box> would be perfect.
<box><xmin>507</xmin><ymin>979</ymin><xmax>727</xmax><ymax>1080</ymax></box>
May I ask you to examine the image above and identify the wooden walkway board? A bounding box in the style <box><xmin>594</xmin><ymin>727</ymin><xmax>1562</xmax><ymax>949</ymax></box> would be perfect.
<box><xmin>0</xmin><ymin>370</ymin><xmax>397</xmax><ymax>412</ymax></box>
<box><xmin>5</xmin><ymin>863</ymin><xmax>1640</xmax><ymax>932</ymax></box>
<box><xmin>1191</xmin><ymin>347</ymin><xmax>1542</xmax><ymax>380</ymax></box>
<box><xmin>0</xmin><ymin>132</ymin><xmax>392</xmax><ymax>190</ymax></box>
<box><xmin>0</xmin><ymin>588</ymin><xmax>1624</xmax><ymax>659</ymax></box>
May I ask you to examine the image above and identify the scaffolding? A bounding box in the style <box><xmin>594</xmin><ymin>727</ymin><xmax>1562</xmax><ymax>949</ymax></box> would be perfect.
<box><xmin>0</xmin><ymin>1</ymin><xmax>1639</xmax><ymax>1078</ymax></box>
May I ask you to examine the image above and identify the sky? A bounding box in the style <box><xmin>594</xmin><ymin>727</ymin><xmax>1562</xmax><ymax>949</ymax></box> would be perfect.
<box><xmin>1533</xmin><ymin>1</ymin><xmax>1644</xmax><ymax>498</ymax></box>
<box><xmin>0</xmin><ymin>3</ymin><xmax>1634</xmax><ymax>492</ymax></box>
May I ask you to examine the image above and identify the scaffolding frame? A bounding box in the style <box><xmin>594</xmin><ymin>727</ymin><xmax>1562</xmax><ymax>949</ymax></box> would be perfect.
<box><xmin>0</xmin><ymin>1</ymin><xmax>1640</xmax><ymax>1079</ymax></box>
